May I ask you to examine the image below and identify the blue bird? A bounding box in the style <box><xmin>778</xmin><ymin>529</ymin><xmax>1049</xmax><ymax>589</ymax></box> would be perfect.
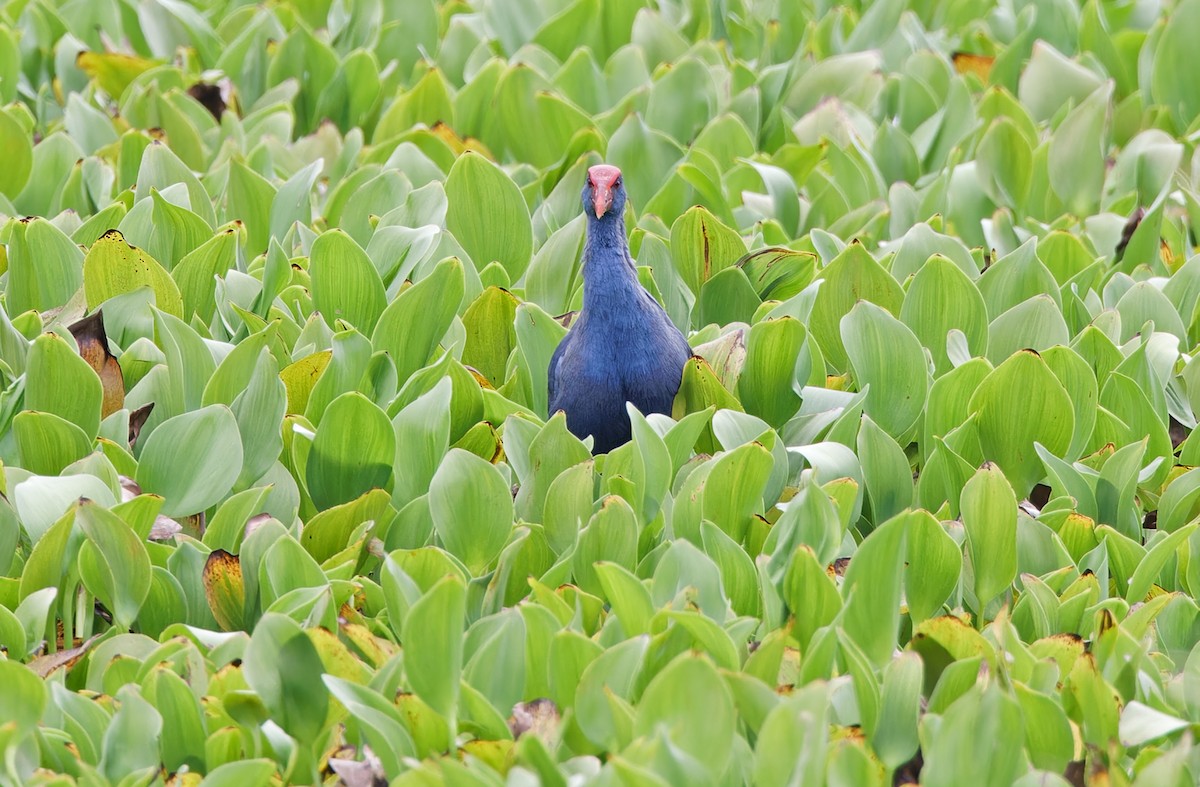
<box><xmin>547</xmin><ymin>164</ymin><xmax>692</xmax><ymax>453</ymax></box>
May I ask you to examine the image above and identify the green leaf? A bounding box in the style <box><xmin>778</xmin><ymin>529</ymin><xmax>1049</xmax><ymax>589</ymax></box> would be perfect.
<box><xmin>4</xmin><ymin>216</ymin><xmax>85</xmax><ymax>315</ymax></box>
<box><xmin>372</xmin><ymin>257</ymin><xmax>465</xmax><ymax>382</ymax></box>
<box><xmin>25</xmin><ymin>331</ymin><xmax>103</xmax><ymax>440</ymax></box>
<box><xmin>670</xmin><ymin>205</ymin><xmax>748</xmax><ymax>296</ymax></box>
<box><xmin>428</xmin><ymin>448</ymin><xmax>514</xmax><ymax>575</ymax></box>
<box><xmin>0</xmin><ymin>110</ymin><xmax>33</xmax><ymax>199</ymax></box>
<box><xmin>445</xmin><ymin>151</ymin><xmax>533</xmax><ymax>280</ymax></box>
<box><xmin>900</xmin><ymin>255</ymin><xmax>989</xmax><ymax>376</ymax></box>
<box><xmin>842</xmin><ymin>301</ymin><xmax>928</xmax><ymax>438</ymax></box>
<box><xmin>809</xmin><ymin>242</ymin><xmax>903</xmax><ymax>371</ymax></box>
<box><xmin>1151</xmin><ymin>0</ymin><xmax>1200</xmax><ymax>131</ymax></box>
<box><xmin>461</xmin><ymin>286</ymin><xmax>519</xmax><ymax>387</ymax></box>
<box><xmin>135</xmin><ymin>405</ymin><xmax>244</xmax><ymax>517</ymax></box>
<box><xmin>306</xmin><ymin>392</ymin><xmax>394</xmax><ymax>511</ymax></box>
<box><xmin>737</xmin><ymin>317</ymin><xmax>804</xmax><ymax>428</ymax></box>
<box><xmin>243</xmin><ymin>612</ymin><xmax>330</xmax><ymax>745</ymax></box>
<box><xmin>402</xmin><ymin>575</ymin><xmax>466</xmax><ymax>731</ymax></box>
<box><xmin>842</xmin><ymin>514</ymin><xmax>906</xmax><ymax>667</ymax></box>
<box><xmin>633</xmin><ymin>653</ymin><xmax>736</xmax><ymax>774</ymax></box>
<box><xmin>310</xmin><ymin>230</ymin><xmax>387</xmax><ymax>334</ymax></box>
<box><xmin>960</xmin><ymin>463</ymin><xmax>1018</xmax><ymax>609</ymax></box>
<box><xmin>969</xmin><ymin>350</ymin><xmax>1074</xmax><ymax>498</ymax></box>
<box><xmin>76</xmin><ymin>499</ymin><xmax>152</xmax><ymax>629</ymax></box>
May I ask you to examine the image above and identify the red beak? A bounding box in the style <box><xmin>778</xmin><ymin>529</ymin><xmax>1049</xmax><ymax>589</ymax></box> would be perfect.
<box><xmin>589</xmin><ymin>164</ymin><xmax>621</xmax><ymax>219</ymax></box>
<box><xmin>594</xmin><ymin>186</ymin><xmax>612</xmax><ymax>218</ymax></box>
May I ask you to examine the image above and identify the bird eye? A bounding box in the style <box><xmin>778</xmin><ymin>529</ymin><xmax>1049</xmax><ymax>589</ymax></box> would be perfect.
<box><xmin>587</xmin><ymin>178</ymin><xmax>594</xmax><ymax>187</ymax></box>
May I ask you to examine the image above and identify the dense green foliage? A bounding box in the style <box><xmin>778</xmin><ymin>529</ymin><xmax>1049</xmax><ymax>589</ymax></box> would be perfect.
<box><xmin>5</xmin><ymin>0</ymin><xmax>1200</xmax><ymax>784</ymax></box>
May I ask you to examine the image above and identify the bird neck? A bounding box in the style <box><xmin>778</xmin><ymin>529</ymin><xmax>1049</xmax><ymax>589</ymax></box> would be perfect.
<box><xmin>582</xmin><ymin>215</ymin><xmax>640</xmax><ymax>313</ymax></box>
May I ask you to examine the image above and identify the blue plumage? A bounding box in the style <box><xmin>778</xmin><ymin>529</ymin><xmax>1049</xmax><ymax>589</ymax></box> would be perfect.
<box><xmin>547</xmin><ymin>164</ymin><xmax>691</xmax><ymax>453</ymax></box>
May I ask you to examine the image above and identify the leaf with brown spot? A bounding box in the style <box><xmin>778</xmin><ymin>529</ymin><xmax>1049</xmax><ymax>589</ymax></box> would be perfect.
<box><xmin>281</xmin><ymin>350</ymin><xmax>332</xmax><ymax>415</ymax></box>
<box><xmin>69</xmin><ymin>311</ymin><xmax>124</xmax><ymax>417</ymax></box>
<box><xmin>203</xmin><ymin>549</ymin><xmax>245</xmax><ymax>632</ymax></box>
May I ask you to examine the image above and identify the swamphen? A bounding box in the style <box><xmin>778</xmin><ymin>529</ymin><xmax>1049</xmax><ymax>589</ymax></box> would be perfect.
<box><xmin>547</xmin><ymin>164</ymin><xmax>691</xmax><ymax>453</ymax></box>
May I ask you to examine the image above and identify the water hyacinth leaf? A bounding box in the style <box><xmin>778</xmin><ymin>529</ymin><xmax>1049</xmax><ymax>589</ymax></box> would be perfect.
<box><xmin>969</xmin><ymin>350</ymin><xmax>1074</xmax><ymax>498</ymax></box>
<box><xmin>737</xmin><ymin>317</ymin><xmax>805</xmax><ymax>428</ymax></box>
<box><xmin>306</xmin><ymin>392</ymin><xmax>394</xmax><ymax>511</ymax></box>
<box><xmin>633</xmin><ymin>653</ymin><xmax>736</xmax><ymax>775</ymax></box>
<box><xmin>856</xmin><ymin>414</ymin><xmax>913</xmax><ymax>524</ymax></box>
<box><xmin>575</xmin><ymin>634</ymin><xmax>649</xmax><ymax>750</ymax></box>
<box><xmin>172</xmin><ymin>226</ymin><xmax>239</xmax><ymax>324</ymax></box>
<box><xmin>842</xmin><ymin>301</ymin><xmax>928</xmax><ymax>439</ymax></box>
<box><xmin>782</xmin><ymin>545</ymin><xmax>842</xmax><ymax>650</ymax></box>
<box><xmin>25</xmin><ymin>331</ymin><xmax>103</xmax><ymax>440</ymax></box>
<box><xmin>961</xmin><ymin>463</ymin><xmax>1019</xmax><ymax>609</ymax></box>
<box><xmin>904</xmin><ymin>509</ymin><xmax>961</xmax><ymax>623</ymax></box>
<box><xmin>322</xmin><ymin>676</ymin><xmax>416</xmax><ymax>774</ymax></box>
<box><xmin>1048</xmin><ymin>82</ymin><xmax>1111</xmax><ymax>217</ymax></box>
<box><xmin>243</xmin><ymin>612</ymin><xmax>329</xmax><ymax>745</ymax></box>
<box><xmin>975</xmin><ymin>117</ymin><xmax>1033</xmax><ymax>209</ymax></box>
<box><xmin>372</xmin><ymin>257</ymin><xmax>465</xmax><ymax>382</ymax></box>
<box><xmin>83</xmin><ymin>229</ymin><xmax>184</xmax><ymax>318</ymax></box>
<box><xmin>809</xmin><ymin>242</ymin><xmax>904</xmax><ymax>371</ymax></box>
<box><xmin>309</xmin><ymin>230</ymin><xmax>387</xmax><ymax>334</ymax></box>
<box><xmin>13</xmin><ymin>411</ymin><xmax>92</xmax><ymax>475</ymax></box>
<box><xmin>736</xmin><ymin>247</ymin><xmax>817</xmax><ymax>301</ymax></box>
<box><xmin>696</xmin><ymin>265</ymin><xmax>762</xmax><ymax>328</ymax></box>
<box><xmin>446</xmin><ymin>151</ymin><xmax>533</xmax><ymax>280</ymax></box>
<box><xmin>119</xmin><ymin>189</ymin><xmax>213</xmax><ymax>272</ymax></box>
<box><xmin>0</xmin><ymin>110</ymin><xmax>32</xmax><ymax>198</ymax></box>
<box><xmin>135</xmin><ymin>405</ymin><xmax>244</xmax><ymax>517</ymax></box>
<box><xmin>391</xmin><ymin>378</ymin><xmax>453</xmax><ymax>510</ymax></box>
<box><xmin>920</xmin><ymin>685</ymin><xmax>1025</xmax><ymax>787</ymax></box>
<box><xmin>5</xmin><ymin>216</ymin><xmax>86</xmax><ymax>316</ymax></box>
<box><xmin>269</xmin><ymin>158</ymin><xmax>322</xmax><ymax>242</ymax></box>
<box><xmin>402</xmin><ymin>574</ymin><xmax>466</xmax><ymax>729</ymax></box>
<box><xmin>670</xmin><ymin>205</ymin><xmax>748</xmax><ymax>296</ymax></box>
<box><xmin>1150</xmin><ymin>0</ymin><xmax>1200</xmax><ymax>131</ymax></box>
<box><xmin>573</xmin><ymin>495</ymin><xmax>638</xmax><ymax>598</ymax></box>
<box><xmin>428</xmin><ymin>448</ymin><xmax>514</xmax><ymax>575</ymax></box>
<box><xmin>900</xmin><ymin>255</ymin><xmax>989</xmax><ymax>375</ymax></box>
<box><xmin>842</xmin><ymin>514</ymin><xmax>906</xmax><ymax>667</ymax></box>
<box><xmin>872</xmin><ymin>651</ymin><xmax>923</xmax><ymax>770</ymax></box>
<box><xmin>461</xmin><ymin>285</ymin><xmax>519</xmax><ymax>387</ymax></box>
<box><xmin>76</xmin><ymin>499</ymin><xmax>152</xmax><ymax>630</ymax></box>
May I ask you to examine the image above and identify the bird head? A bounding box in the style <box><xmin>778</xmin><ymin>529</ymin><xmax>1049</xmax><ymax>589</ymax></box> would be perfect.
<box><xmin>582</xmin><ymin>164</ymin><xmax>625</xmax><ymax>221</ymax></box>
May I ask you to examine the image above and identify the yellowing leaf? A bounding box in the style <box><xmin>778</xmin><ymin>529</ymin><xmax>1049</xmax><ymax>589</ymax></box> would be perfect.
<box><xmin>76</xmin><ymin>51</ymin><xmax>160</xmax><ymax>99</ymax></box>
<box><xmin>83</xmin><ymin>229</ymin><xmax>183</xmax><ymax>318</ymax></box>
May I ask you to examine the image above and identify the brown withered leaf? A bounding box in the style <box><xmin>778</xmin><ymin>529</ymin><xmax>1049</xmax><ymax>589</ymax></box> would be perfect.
<box><xmin>119</xmin><ymin>475</ymin><xmax>141</xmax><ymax>502</ymax></box>
<box><xmin>149</xmin><ymin>515</ymin><xmax>182</xmax><ymax>541</ymax></box>
<box><xmin>203</xmin><ymin>549</ymin><xmax>245</xmax><ymax>632</ymax></box>
<box><xmin>327</xmin><ymin>747</ymin><xmax>387</xmax><ymax>787</ymax></box>
<box><xmin>1115</xmin><ymin>206</ymin><xmax>1145</xmax><ymax>260</ymax></box>
<box><xmin>187</xmin><ymin>82</ymin><xmax>225</xmax><ymax>121</ymax></box>
<box><xmin>128</xmin><ymin>402</ymin><xmax>154</xmax><ymax>448</ymax></box>
<box><xmin>27</xmin><ymin>634</ymin><xmax>102</xmax><ymax>678</ymax></box>
<box><xmin>69</xmin><ymin>310</ymin><xmax>124</xmax><ymax>417</ymax></box>
<box><xmin>508</xmin><ymin>698</ymin><xmax>561</xmax><ymax>743</ymax></box>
